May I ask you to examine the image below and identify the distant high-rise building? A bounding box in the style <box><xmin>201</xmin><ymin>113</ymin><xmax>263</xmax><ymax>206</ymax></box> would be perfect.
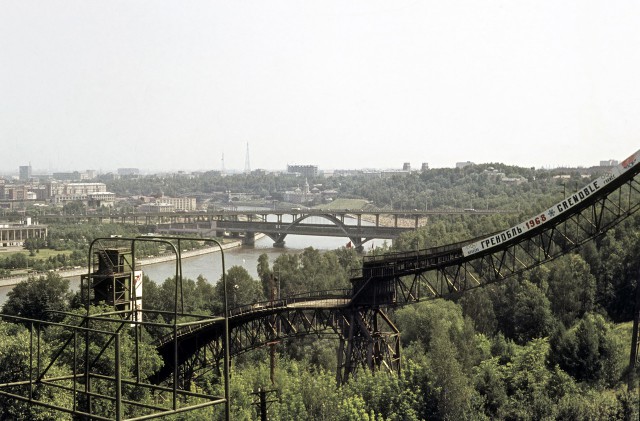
<box><xmin>244</xmin><ymin>143</ymin><xmax>251</xmax><ymax>174</ymax></box>
<box><xmin>421</xmin><ymin>162</ymin><xmax>429</xmax><ymax>171</ymax></box>
<box><xmin>402</xmin><ymin>162</ymin><xmax>411</xmax><ymax>171</ymax></box>
<box><xmin>456</xmin><ymin>161</ymin><xmax>475</xmax><ymax>169</ymax></box>
<box><xmin>117</xmin><ymin>168</ymin><xmax>140</xmax><ymax>176</ymax></box>
<box><xmin>53</xmin><ymin>171</ymin><xmax>82</xmax><ymax>181</ymax></box>
<box><xmin>19</xmin><ymin>164</ymin><xmax>31</xmax><ymax>181</ymax></box>
<box><xmin>287</xmin><ymin>164</ymin><xmax>318</xmax><ymax>179</ymax></box>
<box><xmin>599</xmin><ymin>159</ymin><xmax>619</xmax><ymax>167</ymax></box>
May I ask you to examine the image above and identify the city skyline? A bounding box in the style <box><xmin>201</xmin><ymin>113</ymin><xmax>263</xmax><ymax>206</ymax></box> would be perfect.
<box><xmin>2</xmin><ymin>1</ymin><xmax>639</xmax><ymax>172</ymax></box>
<box><xmin>0</xmin><ymin>151</ymin><xmax>625</xmax><ymax>177</ymax></box>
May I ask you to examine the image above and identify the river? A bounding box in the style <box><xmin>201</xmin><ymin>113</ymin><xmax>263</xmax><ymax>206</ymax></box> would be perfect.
<box><xmin>0</xmin><ymin>213</ymin><xmax>391</xmax><ymax>303</ymax></box>
<box><xmin>142</xmin><ymin>231</ymin><xmax>387</xmax><ymax>284</ymax></box>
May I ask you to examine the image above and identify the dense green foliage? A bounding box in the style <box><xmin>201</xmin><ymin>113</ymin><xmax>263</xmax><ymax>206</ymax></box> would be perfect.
<box><xmin>2</xmin><ymin>272</ymin><xmax>74</xmax><ymax>322</ymax></box>
<box><xmin>102</xmin><ymin>164</ymin><xmax>596</xmax><ymax>214</ymax></box>
<box><xmin>0</xmin><ymin>222</ymin><xmax>209</xmax><ymax>273</ymax></box>
<box><xmin>2</xmin><ymin>235</ymin><xmax>639</xmax><ymax>419</ymax></box>
<box><xmin>1</xmin><ymin>162</ymin><xmax>639</xmax><ymax>419</ymax></box>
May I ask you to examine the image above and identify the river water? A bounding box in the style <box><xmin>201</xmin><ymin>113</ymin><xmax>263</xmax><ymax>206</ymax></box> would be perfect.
<box><xmin>0</xmin><ymin>213</ymin><xmax>392</xmax><ymax>303</ymax></box>
<box><xmin>142</xmin><ymin>231</ymin><xmax>387</xmax><ymax>284</ymax></box>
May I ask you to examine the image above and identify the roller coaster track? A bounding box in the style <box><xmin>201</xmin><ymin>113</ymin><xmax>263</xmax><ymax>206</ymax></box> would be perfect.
<box><xmin>153</xmin><ymin>152</ymin><xmax>640</xmax><ymax>385</ymax></box>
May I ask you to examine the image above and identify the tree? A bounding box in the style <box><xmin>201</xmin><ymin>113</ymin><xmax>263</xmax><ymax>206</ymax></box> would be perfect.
<box><xmin>500</xmin><ymin>339</ymin><xmax>556</xmax><ymax>420</ymax></box>
<box><xmin>546</xmin><ymin>254</ymin><xmax>596</xmax><ymax>327</ymax></box>
<box><xmin>272</xmin><ymin>252</ymin><xmax>302</xmax><ymax>296</ymax></box>
<box><xmin>458</xmin><ymin>287</ymin><xmax>498</xmax><ymax>336</ymax></box>
<box><xmin>194</xmin><ymin>274</ymin><xmax>219</xmax><ymax>313</ymax></box>
<box><xmin>62</xmin><ymin>200</ymin><xmax>86</xmax><ymax>215</ymax></box>
<box><xmin>396</xmin><ymin>300</ymin><xmax>490</xmax><ymax>379</ymax></box>
<box><xmin>216</xmin><ymin>266</ymin><xmax>264</xmax><ymax>307</ymax></box>
<box><xmin>299</xmin><ymin>247</ymin><xmax>351</xmax><ymax>292</ymax></box>
<box><xmin>257</xmin><ymin>253</ymin><xmax>275</xmax><ymax>299</ymax></box>
<box><xmin>493</xmin><ymin>279</ymin><xmax>555</xmax><ymax>345</ymax></box>
<box><xmin>2</xmin><ymin>272</ymin><xmax>73</xmax><ymax>322</ymax></box>
<box><xmin>548</xmin><ymin>313</ymin><xmax>625</xmax><ymax>386</ymax></box>
<box><xmin>48</xmin><ymin>305</ymin><xmax>163</xmax><ymax>419</ymax></box>
<box><xmin>0</xmin><ymin>321</ymin><xmax>73</xmax><ymax>420</ymax></box>
<box><xmin>23</xmin><ymin>237</ymin><xmax>39</xmax><ymax>256</ymax></box>
<box><xmin>474</xmin><ymin>357</ymin><xmax>508</xmax><ymax>419</ymax></box>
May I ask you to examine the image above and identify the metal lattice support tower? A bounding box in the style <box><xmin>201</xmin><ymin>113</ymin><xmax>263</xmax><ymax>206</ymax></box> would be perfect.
<box><xmin>336</xmin><ymin>307</ymin><xmax>400</xmax><ymax>385</ymax></box>
<box><xmin>153</xmin><ymin>301</ymin><xmax>403</xmax><ymax>387</ymax></box>
<box><xmin>151</xmin><ymin>302</ymin><xmax>353</xmax><ymax>384</ymax></box>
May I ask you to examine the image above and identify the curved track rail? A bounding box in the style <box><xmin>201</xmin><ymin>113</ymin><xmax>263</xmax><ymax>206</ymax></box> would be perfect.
<box><xmin>154</xmin><ymin>150</ymin><xmax>640</xmax><ymax>384</ymax></box>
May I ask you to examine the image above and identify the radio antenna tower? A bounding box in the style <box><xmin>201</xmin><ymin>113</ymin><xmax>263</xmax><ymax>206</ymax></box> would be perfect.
<box><xmin>244</xmin><ymin>142</ymin><xmax>251</xmax><ymax>174</ymax></box>
<box><xmin>221</xmin><ymin>152</ymin><xmax>225</xmax><ymax>174</ymax></box>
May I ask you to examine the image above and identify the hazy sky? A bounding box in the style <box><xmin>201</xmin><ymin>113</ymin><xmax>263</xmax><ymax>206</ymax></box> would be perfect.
<box><xmin>1</xmin><ymin>1</ymin><xmax>639</xmax><ymax>173</ymax></box>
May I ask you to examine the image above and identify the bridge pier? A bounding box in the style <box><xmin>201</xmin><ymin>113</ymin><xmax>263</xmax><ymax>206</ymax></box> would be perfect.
<box><xmin>243</xmin><ymin>232</ymin><xmax>256</xmax><ymax>246</ymax></box>
<box><xmin>272</xmin><ymin>234</ymin><xmax>286</xmax><ymax>248</ymax></box>
<box><xmin>350</xmin><ymin>238</ymin><xmax>365</xmax><ymax>253</ymax></box>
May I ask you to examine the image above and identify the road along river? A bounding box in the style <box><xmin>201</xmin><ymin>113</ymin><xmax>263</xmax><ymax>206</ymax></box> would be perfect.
<box><xmin>0</xmin><ymin>214</ymin><xmax>392</xmax><ymax>304</ymax></box>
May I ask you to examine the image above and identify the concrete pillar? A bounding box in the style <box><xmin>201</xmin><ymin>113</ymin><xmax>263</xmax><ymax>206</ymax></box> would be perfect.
<box><xmin>273</xmin><ymin>235</ymin><xmax>286</xmax><ymax>248</ymax></box>
<box><xmin>243</xmin><ymin>232</ymin><xmax>256</xmax><ymax>246</ymax></box>
<box><xmin>353</xmin><ymin>239</ymin><xmax>365</xmax><ymax>253</ymax></box>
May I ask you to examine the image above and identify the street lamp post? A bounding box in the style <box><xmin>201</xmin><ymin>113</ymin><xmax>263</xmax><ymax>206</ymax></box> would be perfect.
<box><xmin>133</xmin><ymin>235</ymin><xmax>231</xmax><ymax>421</ymax></box>
<box><xmin>233</xmin><ymin>284</ymin><xmax>239</xmax><ymax>307</ymax></box>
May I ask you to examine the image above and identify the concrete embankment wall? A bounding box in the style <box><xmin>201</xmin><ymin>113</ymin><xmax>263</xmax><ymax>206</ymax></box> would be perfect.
<box><xmin>0</xmin><ymin>237</ymin><xmax>249</xmax><ymax>288</ymax></box>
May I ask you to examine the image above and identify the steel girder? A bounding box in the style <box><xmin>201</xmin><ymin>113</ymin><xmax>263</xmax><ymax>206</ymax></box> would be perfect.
<box><xmin>157</xmin><ymin>306</ymin><xmax>353</xmax><ymax>384</ymax></box>
<box><xmin>413</xmin><ymin>176</ymin><xmax>640</xmax><ymax>300</ymax></box>
<box><xmin>156</xmin><ymin>304</ymin><xmax>402</xmax><ymax>387</ymax></box>
<box><xmin>336</xmin><ymin>307</ymin><xmax>401</xmax><ymax>385</ymax></box>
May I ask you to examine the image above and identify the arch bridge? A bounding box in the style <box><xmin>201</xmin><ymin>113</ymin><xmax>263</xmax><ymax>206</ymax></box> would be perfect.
<box><xmin>152</xmin><ymin>209</ymin><xmax>513</xmax><ymax>250</ymax></box>
<box><xmin>207</xmin><ymin>212</ymin><xmax>414</xmax><ymax>250</ymax></box>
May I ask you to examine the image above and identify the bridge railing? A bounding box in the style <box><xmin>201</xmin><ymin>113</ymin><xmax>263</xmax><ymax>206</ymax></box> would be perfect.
<box><xmin>361</xmin><ymin>230</ymin><xmax>503</xmax><ymax>266</ymax></box>
<box><xmin>227</xmin><ymin>288</ymin><xmax>353</xmax><ymax>318</ymax></box>
<box><xmin>156</xmin><ymin>288</ymin><xmax>354</xmax><ymax>346</ymax></box>
<box><xmin>285</xmin><ymin>288</ymin><xmax>352</xmax><ymax>301</ymax></box>
<box><xmin>362</xmin><ymin>243</ymin><xmax>461</xmax><ymax>265</ymax></box>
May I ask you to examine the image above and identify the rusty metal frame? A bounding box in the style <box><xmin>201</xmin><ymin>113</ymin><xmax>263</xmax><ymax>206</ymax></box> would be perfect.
<box><xmin>0</xmin><ymin>235</ymin><xmax>230</xmax><ymax>420</ymax></box>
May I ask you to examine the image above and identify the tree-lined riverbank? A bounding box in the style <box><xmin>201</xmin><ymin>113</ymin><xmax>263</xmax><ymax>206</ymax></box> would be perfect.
<box><xmin>0</xmin><ymin>238</ymin><xmax>248</xmax><ymax>288</ymax></box>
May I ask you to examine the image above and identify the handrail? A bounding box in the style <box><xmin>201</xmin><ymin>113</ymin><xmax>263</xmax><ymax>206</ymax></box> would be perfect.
<box><xmin>155</xmin><ymin>288</ymin><xmax>353</xmax><ymax>347</ymax></box>
<box><xmin>362</xmin><ymin>231</ymin><xmax>499</xmax><ymax>265</ymax></box>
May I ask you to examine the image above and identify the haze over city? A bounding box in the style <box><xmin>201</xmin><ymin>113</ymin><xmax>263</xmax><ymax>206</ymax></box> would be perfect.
<box><xmin>2</xmin><ymin>1</ymin><xmax>639</xmax><ymax>173</ymax></box>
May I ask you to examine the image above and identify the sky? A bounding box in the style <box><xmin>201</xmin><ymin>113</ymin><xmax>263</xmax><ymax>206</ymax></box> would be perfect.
<box><xmin>1</xmin><ymin>1</ymin><xmax>639</xmax><ymax>174</ymax></box>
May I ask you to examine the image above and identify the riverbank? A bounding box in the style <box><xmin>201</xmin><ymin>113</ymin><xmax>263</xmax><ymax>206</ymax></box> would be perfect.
<box><xmin>0</xmin><ymin>236</ymin><xmax>253</xmax><ymax>288</ymax></box>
